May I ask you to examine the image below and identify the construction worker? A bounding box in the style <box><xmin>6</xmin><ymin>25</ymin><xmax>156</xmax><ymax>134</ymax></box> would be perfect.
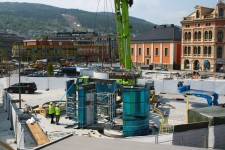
<box><xmin>55</xmin><ymin>103</ymin><xmax>61</xmax><ymax>125</ymax></box>
<box><xmin>49</xmin><ymin>102</ymin><xmax>55</xmax><ymax>124</ymax></box>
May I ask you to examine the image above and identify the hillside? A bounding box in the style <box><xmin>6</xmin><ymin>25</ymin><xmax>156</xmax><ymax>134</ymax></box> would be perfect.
<box><xmin>0</xmin><ymin>2</ymin><xmax>155</xmax><ymax>39</ymax></box>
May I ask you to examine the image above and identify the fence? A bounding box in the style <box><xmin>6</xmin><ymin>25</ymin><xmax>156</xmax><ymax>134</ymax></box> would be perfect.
<box><xmin>138</xmin><ymin>78</ymin><xmax>225</xmax><ymax>95</ymax></box>
<box><xmin>2</xmin><ymin>91</ymin><xmax>24</xmax><ymax>149</ymax></box>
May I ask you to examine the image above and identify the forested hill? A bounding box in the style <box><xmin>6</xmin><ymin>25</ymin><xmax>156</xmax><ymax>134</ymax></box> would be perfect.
<box><xmin>0</xmin><ymin>2</ymin><xmax>156</xmax><ymax>39</ymax></box>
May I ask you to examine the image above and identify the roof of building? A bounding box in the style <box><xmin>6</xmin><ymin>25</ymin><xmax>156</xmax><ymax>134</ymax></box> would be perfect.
<box><xmin>131</xmin><ymin>24</ymin><xmax>181</xmax><ymax>42</ymax></box>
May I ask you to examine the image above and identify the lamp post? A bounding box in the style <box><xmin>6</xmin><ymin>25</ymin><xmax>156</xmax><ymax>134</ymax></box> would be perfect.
<box><xmin>18</xmin><ymin>44</ymin><xmax>22</xmax><ymax>109</ymax></box>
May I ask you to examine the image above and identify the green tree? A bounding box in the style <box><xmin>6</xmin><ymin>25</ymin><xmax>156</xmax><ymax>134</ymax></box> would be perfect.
<box><xmin>46</xmin><ymin>62</ymin><xmax>54</xmax><ymax>77</ymax></box>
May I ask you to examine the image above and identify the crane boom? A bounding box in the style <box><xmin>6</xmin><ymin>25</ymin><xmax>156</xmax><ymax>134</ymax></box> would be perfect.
<box><xmin>114</xmin><ymin>0</ymin><xmax>133</xmax><ymax>70</ymax></box>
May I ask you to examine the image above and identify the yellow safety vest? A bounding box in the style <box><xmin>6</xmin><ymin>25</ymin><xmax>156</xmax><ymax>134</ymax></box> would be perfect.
<box><xmin>49</xmin><ymin>104</ymin><xmax>55</xmax><ymax>114</ymax></box>
<box><xmin>55</xmin><ymin>106</ymin><xmax>60</xmax><ymax>115</ymax></box>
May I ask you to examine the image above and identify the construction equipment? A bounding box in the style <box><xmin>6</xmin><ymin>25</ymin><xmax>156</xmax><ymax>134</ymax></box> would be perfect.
<box><xmin>59</xmin><ymin>59</ymin><xmax>71</xmax><ymax>67</ymax></box>
<box><xmin>113</xmin><ymin>0</ymin><xmax>139</xmax><ymax>85</ymax></box>
<box><xmin>29</xmin><ymin>59</ymin><xmax>48</xmax><ymax>70</ymax></box>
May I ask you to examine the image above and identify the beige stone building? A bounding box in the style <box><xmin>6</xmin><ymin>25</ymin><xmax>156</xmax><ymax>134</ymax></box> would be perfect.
<box><xmin>181</xmin><ymin>1</ymin><xmax>225</xmax><ymax>72</ymax></box>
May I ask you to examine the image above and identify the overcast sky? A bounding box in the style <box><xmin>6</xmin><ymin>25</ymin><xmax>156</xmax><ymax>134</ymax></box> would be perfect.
<box><xmin>0</xmin><ymin>0</ymin><xmax>219</xmax><ymax>25</ymax></box>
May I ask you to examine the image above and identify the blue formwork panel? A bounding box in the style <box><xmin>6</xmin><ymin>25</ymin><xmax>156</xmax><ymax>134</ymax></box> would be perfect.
<box><xmin>123</xmin><ymin>116</ymin><xmax>149</xmax><ymax>136</ymax></box>
<box><xmin>122</xmin><ymin>85</ymin><xmax>150</xmax><ymax>137</ymax></box>
<box><xmin>78</xmin><ymin>87</ymin><xmax>86</xmax><ymax>128</ymax></box>
<box><xmin>95</xmin><ymin>80</ymin><xmax>117</xmax><ymax>93</ymax></box>
<box><xmin>123</xmin><ymin>86</ymin><xmax>150</xmax><ymax>116</ymax></box>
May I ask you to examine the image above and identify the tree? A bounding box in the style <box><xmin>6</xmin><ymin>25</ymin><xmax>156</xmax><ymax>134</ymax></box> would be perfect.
<box><xmin>46</xmin><ymin>62</ymin><xmax>54</xmax><ymax>77</ymax></box>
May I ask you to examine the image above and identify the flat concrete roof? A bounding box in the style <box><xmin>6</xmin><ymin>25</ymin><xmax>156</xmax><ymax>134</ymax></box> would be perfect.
<box><xmin>35</xmin><ymin>135</ymin><xmax>206</xmax><ymax>150</ymax></box>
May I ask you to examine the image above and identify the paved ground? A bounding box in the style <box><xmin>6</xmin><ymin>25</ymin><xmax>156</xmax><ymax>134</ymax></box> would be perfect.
<box><xmin>1</xmin><ymin>87</ymin><xmax>225</xmax><ymax>149</ymax></box>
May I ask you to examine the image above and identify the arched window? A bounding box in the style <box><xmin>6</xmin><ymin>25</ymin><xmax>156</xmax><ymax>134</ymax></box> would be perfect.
<box><xmin>184</xmin><ymin>59</ymin><xmax>190</xmax><ymax>69</ymax></box>
<box><xmin>196</xmin><ymin>10</ymin><xmax>200</xmax><ymax>18</ymax></box>
<box><xmin>219</xmin><ymin>8</ymin><xmax>224</xmax><ymax>17</ymax></box>
<box><xmin>194</xmin><ymin>46</ymin><xmax>198</xmax><ymax>55</ymax></box>
<box><xmin>218</xmin><ymin>30</ymin><xmax>223</xmax><ymax>42</ymax></box>
<box><xmin>184</xmin><ymin>32</ymin><xmax>188</xmax><ymax>40</ymax></box>
<box><xmin>217</xmin><ymin>46</ymin><xmax>223</xmax><ymax>58</ymax></box>
<box><xmin>198</xmin><ymin>46</ymin><xmax>201</xmax><ymax>55</ymax></box>
<box><xmin>205</xmin><ymin>31</ymin><xmax>208</xmax><ymax>39</ymax></box>
<box><xmin>188</xmin><ymin>46</ymin><xmax>191</xmax><ymax>55</ymax></box>
<box><xmin>188</xmin><ymin>32</ymin><xmax>191</xmax><ymax>40</ymax></box>
<box><xmin>204</xmin><ymin>46</ymin><xmax>207</xmax><ymax>55</ymax></box>
<box><xmin>198</xmin><ymin>31</ymin><xmax>201</xmax><ymax>40</ymax></box>
<box><xmin>209</xmin><ymin>31</ymin><xmax>213</xmax><ymax>39</ymax></box>
<box><xmin>204</xmin><ymin>60</ymin><xmax>210</xmax><ymax>71</ymax></box>
<box><xmin>194</xmin><ymin>32</ymin><xmax>198</xmax><ymax>40</ymax></box>
<box><xmin>208</xmin><ymin>46</ymin><xmax>211</xmax><ymax>56</ymax></box>
<box><xmin>184</xmin><ymin>47</ymin><xmax>187</xmax><ymax>55</ymax></box>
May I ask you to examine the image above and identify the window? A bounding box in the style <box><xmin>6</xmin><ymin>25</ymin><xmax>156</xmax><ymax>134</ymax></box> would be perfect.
<box><xmin>198</xmin><ymin>31</ymin><xmax>201</xmax><ymax>40</ymax></box>
<box><xmin>209</xmin><ymin>31</ymin><xmax>213</xmax><ymax>39</ymax></box>
<box><xmin>164</xmin><ymin>48</ymin><xmax>168</xmax><ymax>56</ymax></box>
<box><xmin>54</xmin><ymin>49</ymin><xmax>60</xmax><ymax>55</ymax></box>
<box><xmin>138</xmin><ymin>48</ymin><xmax>142</xmax><ymax>55</ymax></box>
<box><xmin>131</xmin><ymin>48</ymin><xmax>134</xmax><ymax>55</ymax></box>
<box><xmin>42</xmin><ymin>49</ymin><xmax>48</xmax><ymax>54</ymax></box>
<box><xmin>184</xmin><ymin>59</ymin><xmax>190</xmax><ymax>69</ymax></box>
<box><xmin>186</xmin><ymin>25</ymin><xmax>190</xmax><ymax>28</ymax></box>
<box><xmin>217</xmin><ymin>46</ymin><xmax>223</xmax><ymax>58</ymax></box>
<box><xmin>194</xmin><ymin>46</ymin><xmax>198</xmax><ymax>55</ymax></box>
<box><xmin>31</xmin><ymin>48</ymin><xmax>37</xmax><ymax>54</ymax></box>
<box><xmin>219</xmin><ymin>8</ymin><xmax>224</xmax><ymax>17</ymax></box>
<box><xmin>155</xmin><ymin>48</ymin><xmax>158</xmax><ymax>56</ymax></box>
<box><xmin>198</xmin><ymin>46</ymin><xmax>201</xmax><ymax>55</ymax></box>
<box><xmin>206</xmin><ymin>23</ymin><xmax>211</xmax><ymax>26</ymax></box>
<box><xmin>208</xmin><ymin>47</ymin><xmax>212</xmax><ymax>56</ymax></box>
<box><xmin>185</xmin><ymin>32</ymin><xmax>188</xmax><ymax>40</ymax></box>
<box><xmin>188</xmin><ymin>32</ymin><xmax>191</xmax><ymax>40</ymax></box>
<box><xmin>188</xmin><ymin>47</ymin><xmax>191</xmax><ymax>55</ymax></box>
<box><xmin>218</xmin><ymin>30</ymin><xmax>223</xmax><ymax>42</ymax></box>
<box><xmin>194</xmin><ymin>32</ymin><xmax>198</xmax><ymax>40</ymax></box>
<box><xmin>204</xmin><ymin>47</ymin><xmax>207</xmax><ymax>55</ymax></box>
<box><xmin>196</xmin><ymin>10</ymin><xmax>200</xmax><ymax>18</ymax></box>
<box><xmin>195</xmin><ymin>24</ymin><xmax>200</xmax><ymax>27</ymax></box>
<box><xmin>146</xmin><ymin>48</ymin><xmax>150</xmax><ymax>55</ymax></box>
<box><xmin>184</xmin><ymin>47</ymin><xmax>187</xmax><ymax>55</ymax></box>
<box><xmin>205</xmin><ymin>31</ymin><xmax>208</xmax><ymax>39</ymax></box>
<box><xmin>146</xmin><ymin>59</ymin><xmax>149</xmax><ymax>65</ymax></box>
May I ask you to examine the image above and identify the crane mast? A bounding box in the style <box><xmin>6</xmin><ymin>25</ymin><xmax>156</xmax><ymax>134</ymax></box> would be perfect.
<box><xmin>114</xmin><ymin>0</ymin><xmax>133</xmax><ymax>70</ymax></box>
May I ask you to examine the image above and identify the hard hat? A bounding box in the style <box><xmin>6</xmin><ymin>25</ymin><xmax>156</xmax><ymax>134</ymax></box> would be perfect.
<box><xmin>50</xmin><ymin>102</ymin><xmax>53</xmax><ymax>105</ymax></box>
<box><xmin>56</xmin><ymin>103</ymin><xmax>59</xmax><ymax>107</ymax></box>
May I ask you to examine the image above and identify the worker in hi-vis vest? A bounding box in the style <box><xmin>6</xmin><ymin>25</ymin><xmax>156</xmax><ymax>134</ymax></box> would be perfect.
<box><xmin>49</xmin><ymin>102</ymin><xmax>55</xmax><ymax>124</ymax></box>
<box><xmin>55</xmin><ymin>103</ymin><xmax>61</xmax><ymax>125</ymax></box>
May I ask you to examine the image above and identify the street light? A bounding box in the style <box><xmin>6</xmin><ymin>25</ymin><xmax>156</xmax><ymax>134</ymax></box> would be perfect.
<box><xmin>18</xmin><ymin>43</ymin><xmax>22</xmax><ymax>109</ymax></box>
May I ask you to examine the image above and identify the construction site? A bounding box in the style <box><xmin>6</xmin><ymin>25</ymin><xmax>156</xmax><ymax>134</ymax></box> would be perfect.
<box><xmin>1</xmin><ymin>0</ymin><xmax>225</xmax><ymax>150</ymax></box>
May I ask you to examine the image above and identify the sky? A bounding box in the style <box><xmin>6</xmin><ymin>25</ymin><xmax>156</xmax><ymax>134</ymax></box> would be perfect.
<box><xmin>0</xmin><ymin>0</ymin><xmax>219</xmax><ymax>26</ymax></box>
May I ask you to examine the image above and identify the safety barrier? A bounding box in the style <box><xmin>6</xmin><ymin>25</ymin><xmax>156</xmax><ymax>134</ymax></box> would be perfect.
<box><xmin>2</xmin><ymin>91</ymin><xmax>25</xmax><ymax>149</ymax></box>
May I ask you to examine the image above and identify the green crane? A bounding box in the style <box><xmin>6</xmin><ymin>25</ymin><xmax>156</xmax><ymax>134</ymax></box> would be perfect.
<box><xmin>114</xmin><ymin>0</ymin><xmax>138</xmax><ymax>85</ymax></box>
<box><xmin>114</xmin><ymin>0</ymin><xmax>133</xmax><ymax>70</ymax></box>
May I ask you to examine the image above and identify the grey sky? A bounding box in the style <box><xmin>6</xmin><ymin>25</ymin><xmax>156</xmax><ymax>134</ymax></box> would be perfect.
<box><xmin>0</xmin><ymin>0</ymin><xmax>219</xmax><ymax>25</ymax></box>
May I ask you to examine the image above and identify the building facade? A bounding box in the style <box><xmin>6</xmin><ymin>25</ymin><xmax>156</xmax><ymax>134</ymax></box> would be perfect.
<box><xmin>131</xmin><ymin>24</ymin><xmax>181</xmax><ymax>70</ymax></box>
<box><xmin>181</xmin><ymin>1</ymin><xmax>225</xmax><ymax>72</ymax></box>
<box><xmin>12</xmin><ymin>31</ymin><xmax>118</xmax><ymax>63</ymax></box>
<box><xmin>0</xmin><ymin>33</ymin><xmax>24</xmax><ymax>61</ymax></box>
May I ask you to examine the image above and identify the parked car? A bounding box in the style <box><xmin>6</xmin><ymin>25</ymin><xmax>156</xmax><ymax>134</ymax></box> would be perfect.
<box><xmin>20</xmin><ymin>68</ymin><xmax>38</xmax><ymax>76</ymax></box>
<box><xmin>27</xmin><ymin>71</ymin><xmax>47</xmax><ymax>77</ymax></box>
<box><xmin>5</xmin><ymin>82</ymin><xmax>37</xmax><ymax>94</ymax></box>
